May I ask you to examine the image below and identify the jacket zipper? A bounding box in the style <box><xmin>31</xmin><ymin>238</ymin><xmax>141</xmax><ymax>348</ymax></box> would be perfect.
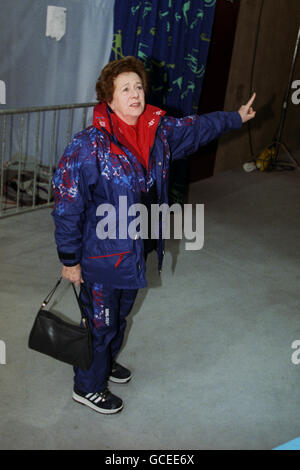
<box><xmin>88</xmin><ymin>251</ymin><xmax>131</xmax><ymax>268</ymax></box>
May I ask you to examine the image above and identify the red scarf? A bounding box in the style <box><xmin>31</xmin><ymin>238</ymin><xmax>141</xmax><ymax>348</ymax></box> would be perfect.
<box><xmin>93</xmin><ymin>103</ymin><xmax>166</xmax><ymax>168</ymax></box>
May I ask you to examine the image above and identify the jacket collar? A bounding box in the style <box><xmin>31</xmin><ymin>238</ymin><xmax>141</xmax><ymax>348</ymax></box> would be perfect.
<box><xmin>92</xmin><ymin>102</ymin><xmax>166</xmax><ymax>139</ymax></box>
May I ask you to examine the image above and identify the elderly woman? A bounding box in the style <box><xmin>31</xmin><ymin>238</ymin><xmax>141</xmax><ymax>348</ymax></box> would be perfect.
<box><xmin>52</xmin><ymin>56</ymin><xmax>256</xmax><ymax>415</ymax></box>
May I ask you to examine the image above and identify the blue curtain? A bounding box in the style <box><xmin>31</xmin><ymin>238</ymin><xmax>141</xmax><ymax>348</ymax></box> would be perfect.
<box><xmin>109</xmin><ymin>0</ymin><xmax>216</xmax><ymax>117</ymax></box>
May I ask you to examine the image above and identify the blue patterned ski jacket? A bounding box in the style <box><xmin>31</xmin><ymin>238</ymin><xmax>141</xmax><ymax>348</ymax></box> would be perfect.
<box><xmin>52</xmin><ymin>104</ymin><xmax>242</xmax><ymax>288</ymax></box>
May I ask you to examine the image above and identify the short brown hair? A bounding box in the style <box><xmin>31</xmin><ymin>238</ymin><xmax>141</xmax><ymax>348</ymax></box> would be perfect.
<box><xmin>95</xmin><ymin>56</ymin><xmax>149</xmax><ymax>103</ymax></box>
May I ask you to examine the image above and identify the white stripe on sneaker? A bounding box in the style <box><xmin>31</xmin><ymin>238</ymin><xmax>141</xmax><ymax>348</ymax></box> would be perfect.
<box><xmin>94</xmin><ymin>395</ymin><xmax>104</xmax><ymax>404</ymax></box>
<box><xmin>90</xmin><ymin>393</ymin><xmax>99</xmax><ymax>401</ymax></box>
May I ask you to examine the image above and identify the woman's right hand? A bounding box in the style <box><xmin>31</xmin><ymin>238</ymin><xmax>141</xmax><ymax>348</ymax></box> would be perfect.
<box><xmin>62</xmin><ymin>264</ymin><xmax>84</xmax><ymax>287</ymax></box>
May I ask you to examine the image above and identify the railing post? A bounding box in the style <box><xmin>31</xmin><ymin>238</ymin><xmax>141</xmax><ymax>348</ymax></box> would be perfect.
<box><xmin>16</xmin><ymin>115</ymin><xmax>25</xmax><ymax>211</ymax></box>
<box><xmin>32</xmin><ymin>112</ymin><xmax>41</xmax><ymax>208</ymax></box>
<box><xmin>48</xmin><ymin>110</ymin><xmax>57</xmax><ymax>204</ymax></box>
<box><xmin>0</xmin><ymin>116</ymin><xmax>6</xmax><ymax>215</ymax></box>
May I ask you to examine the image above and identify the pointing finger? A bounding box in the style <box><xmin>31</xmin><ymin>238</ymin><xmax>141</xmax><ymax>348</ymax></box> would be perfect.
<box><xmin>246</xmin><ymin>92</ymin><xmax>256</xmax><ymax>108</ymax></box>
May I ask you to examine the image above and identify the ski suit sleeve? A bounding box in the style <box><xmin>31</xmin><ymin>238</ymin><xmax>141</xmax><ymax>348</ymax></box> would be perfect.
<box><xmin>51</xmin><ymin>136</ymin><xmax>91</xmax><ymax>267</ymax></box>
<box><xmin>162</xmin><ymin>111</ymin><xmax>242</xmax><ymax>160</ymax></box>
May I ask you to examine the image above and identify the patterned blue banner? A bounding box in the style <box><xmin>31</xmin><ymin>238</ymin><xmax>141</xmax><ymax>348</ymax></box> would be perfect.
<box><xmin>110</xmin><ymin>0</ymin><xmax>216</xmax><ymax>116</ymax></box>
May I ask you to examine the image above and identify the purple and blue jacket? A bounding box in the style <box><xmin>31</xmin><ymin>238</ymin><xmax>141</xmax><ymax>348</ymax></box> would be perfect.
<box><xmin>51</xmin><ymin>104</ymin><xmax>242</xmax><ymax>289</ymax></box>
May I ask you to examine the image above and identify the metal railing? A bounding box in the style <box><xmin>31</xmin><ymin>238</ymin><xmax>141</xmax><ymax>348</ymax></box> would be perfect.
<box><xmin>0</xmin><ymin>102</ymin><xmax>97</xmax><ymax>218</ymax></box>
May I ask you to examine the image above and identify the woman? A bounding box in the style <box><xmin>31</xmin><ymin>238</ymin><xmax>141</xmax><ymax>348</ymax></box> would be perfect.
<box><xmin>52</xmin><ymin>56</ymin><xmax>256</xmax><ymax>415</ymax></box>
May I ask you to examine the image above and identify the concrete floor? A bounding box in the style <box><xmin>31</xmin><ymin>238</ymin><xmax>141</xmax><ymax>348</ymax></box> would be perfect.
<box><xmin>0</xmin><ymin>161</ymin><xmax>300</xmax><ymax>450</ymax></box>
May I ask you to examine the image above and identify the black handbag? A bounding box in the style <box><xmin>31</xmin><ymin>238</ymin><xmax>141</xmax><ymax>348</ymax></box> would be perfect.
<box><xmin>28</xmin><ymin>278</ymin><xmax>93</xmax><ymax>370</ymax></box>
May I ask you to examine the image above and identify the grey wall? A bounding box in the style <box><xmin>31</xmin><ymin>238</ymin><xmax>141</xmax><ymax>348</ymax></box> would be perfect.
<box><xmin>0</xmin><ymin>0</ymin><xmax>114</xmax><ymax>167</ymax></box>
<box><xmin>0</xmin><ymin>0</ymin><xmax>114</xmax><ymax>108</ymax></box>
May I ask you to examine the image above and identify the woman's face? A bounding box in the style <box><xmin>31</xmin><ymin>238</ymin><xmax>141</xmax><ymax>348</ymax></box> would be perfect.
<box><xmin>108</xmin><ymin>71</ymin><xmax>145</xmax><ymax>125</ymax></box>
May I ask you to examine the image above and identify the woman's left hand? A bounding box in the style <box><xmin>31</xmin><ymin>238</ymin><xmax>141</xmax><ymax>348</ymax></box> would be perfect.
<box><xmin>238</xmin><ymin>92</ymin><xmax>256</xmax><ymax>123</ymax></box>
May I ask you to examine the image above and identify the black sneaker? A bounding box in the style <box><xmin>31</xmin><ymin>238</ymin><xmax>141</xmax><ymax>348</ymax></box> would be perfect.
<box><xmin>72</xmin><ymin>387</ymin><xmax>123</xmax><ymax>414</ymax></box>
<box><xmin>109</xmin><ymin>361</ymin><xmax>132</xmax><ymax>384</ymax></box>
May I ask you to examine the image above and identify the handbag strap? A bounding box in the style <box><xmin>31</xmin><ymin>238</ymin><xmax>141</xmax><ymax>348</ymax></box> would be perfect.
<box><xmin>40</xmin><ymin>278</ymin><xmax>91</xmax><ymax>330</ymax></box>
<box><xmin>40</xmin><ymin>277</ymin><xmax>62</xmax><ymax>308</ymax></box>
<box><xmin>71</xmin><ymin>283</ymin><xmax>91</xmax><ymax>328</ymax></box>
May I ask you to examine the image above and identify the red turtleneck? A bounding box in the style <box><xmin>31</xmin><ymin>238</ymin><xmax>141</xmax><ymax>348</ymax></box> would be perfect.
<box><xmin>93</xmin><ymin>103</ymin><xmax>166</xmax><ymax>169</ymax></box>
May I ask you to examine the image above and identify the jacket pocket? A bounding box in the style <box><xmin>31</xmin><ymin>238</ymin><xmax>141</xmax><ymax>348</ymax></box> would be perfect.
<box><xmin>88</xmin><ymin>251</ymin><xmax>131</xmax><ymax>268</ymax></box>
